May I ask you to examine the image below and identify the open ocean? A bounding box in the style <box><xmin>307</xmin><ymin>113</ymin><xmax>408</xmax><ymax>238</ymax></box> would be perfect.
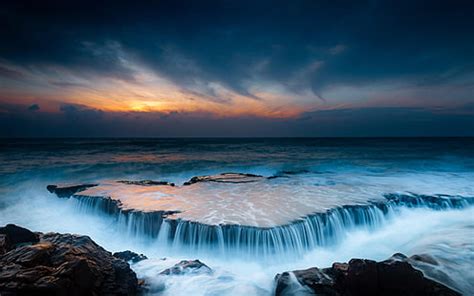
<box><xmin>1</xmin><ymin>138</ymin><xmax>473</xmax><ymax>295</ymax></box>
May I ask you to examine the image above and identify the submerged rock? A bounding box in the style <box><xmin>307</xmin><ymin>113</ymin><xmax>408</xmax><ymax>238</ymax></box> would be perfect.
<box><xmin>160</xmin><ymin>260</ymin><xmax>212</xmax><ymax>275</ymax></box>
<box><xmin>183</xmin><ymin>172</ymin><xmax>264</xmax><ymax>185</ymax></box>
<box><xmin>0</xmin><ymin>224</ymin><xmax>139</xmax><ymax>296</ymax></box>
<box><xmin>113</xmin><ymin>250</ymin><xmax>148</xmax><ymax>263</ymax></box>
<box><xmin>274</xmin><ymin>253</ymin><xmax>460</xmax><ymax>296</ymax></box>
<box><xmin>46</xmin><ymin>184</ymin><xmax>98</xmax><ymax>198</ymax></box>
<box><xmin>117</xmin><ymin>180</ymin><xmax>175</xmax><ymax>187</ymax></box>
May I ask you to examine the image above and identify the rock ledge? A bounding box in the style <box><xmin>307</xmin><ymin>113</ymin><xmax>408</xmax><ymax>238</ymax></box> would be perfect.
<box><xmin>0</xmin><ymin>224</ymin><xmax>139</xmax><ymax>296</ymax></box>
<box><xmin>275</xmin><ymin>253</ymin><xmax>460</xmax><ymax>296</ymax></box>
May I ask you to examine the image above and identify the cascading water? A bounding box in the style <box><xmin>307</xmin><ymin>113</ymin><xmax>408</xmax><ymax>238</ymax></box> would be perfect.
<box><xmin>67</xmin><ymin>192</ymin><xmax>474</xmax><ymax>260</ymax></box>
<box><xmin>1</xmin><ymin>138</ymin><xmax>474</xmax><ymax>295</ymax></box>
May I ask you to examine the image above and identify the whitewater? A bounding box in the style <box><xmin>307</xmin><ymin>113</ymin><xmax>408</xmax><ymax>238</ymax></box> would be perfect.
<box><xmin>0</xmin><ymin>138</ymin><xmax>473</xmax><ymax>295</ymax></box>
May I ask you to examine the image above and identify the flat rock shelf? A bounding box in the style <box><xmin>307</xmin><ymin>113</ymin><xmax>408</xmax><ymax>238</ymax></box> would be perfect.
<box><xmin>47</xmin><ymin>173</ymin><xmax>474</xmax><ymax>258</ymax></box>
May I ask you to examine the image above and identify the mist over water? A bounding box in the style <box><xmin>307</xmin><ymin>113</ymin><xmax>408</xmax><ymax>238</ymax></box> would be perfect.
<box><xmin>1</xmin><ymin>138</ymin><xmax>473</xmax><ymax>295</ymax></box>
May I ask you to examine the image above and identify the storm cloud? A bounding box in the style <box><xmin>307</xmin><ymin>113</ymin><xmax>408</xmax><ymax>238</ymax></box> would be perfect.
<box><xmin>0</xmin><ymin>0</ymin><xmax>473</xmax><ymax>136</ymax></box>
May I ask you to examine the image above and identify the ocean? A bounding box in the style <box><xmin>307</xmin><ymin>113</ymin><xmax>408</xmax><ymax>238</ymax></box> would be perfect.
<box><xmin>1</xmin><ymin>138</ymin><xmax>473</xmax><ymax>295</ymax></box>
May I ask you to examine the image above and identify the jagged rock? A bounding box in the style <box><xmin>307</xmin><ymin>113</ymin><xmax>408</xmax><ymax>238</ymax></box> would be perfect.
<box><xmin>0</xmin><ymin>224</ymin><xmax>39</xmax><ymax>246</ymax></box>
<box><xmin>160</xmin><ymin>260</ymin><xmax>212</xmax><ymax>275</ymax></box>
<box><xmin>46</xmin><ymin>184</ymin><xmax>98</xmax><ymax>198</ymax></box>
<box><xmin>0</xmin><ymin>234</ymin><xmax>10</xmax><ymax>255</ymax></box>
<box><xmin>0</xmin><ymin>224</ymin><xmax>138</xmax><ymax>296</ymax></box>
<box><xmin>183</xmin><ymin>173</ymin><xmax>263</xmax><ymax>185</ymax></box>
<box><xmin>268</xmin><ymin>169</ymin><xmax>311</xmax><ymax>179</ymax></box>
<box><xmin>113</xmin><ymin>250</ymin><xmax>148</xmax><ymax>263</ymax></box>
<box><xmin>274</xmin><ymin>253</ymin><xmax>460</xmax><ymax>296</ymax></box>
<box><xmin>117</xmin><ymin>180</ymin><xmax>175</xmax><ymax>186</ymax></box>
<box><xmin>409</xmin><ymin>253</ymin><xmax>438</xmax><ymax>265</ymax></box>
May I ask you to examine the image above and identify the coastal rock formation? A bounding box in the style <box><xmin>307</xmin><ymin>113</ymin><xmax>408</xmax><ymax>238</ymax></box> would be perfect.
<box><xmin>0</xmin><ymin>224</ymin><xmax>139</xmax><ymax>296</ymax></box>
<box><xmin>160</xmin><ymin>259</ymin><xmax>212</xmax><ymax>275</ymax></box>
<box><xmin>0</xmin><ymin>224</ymin><xmax>39</xmax><ymax>248</ymax></box>
<box><xmin>46</xmin><ymin>184</ymin><xmax>98</xmax><ymax>198</ymax></box>
<box><xmin>117</xmin><ymin>180</ymin><xmax>175</xmax><ymax>187</ymax></box>
<box><xmin>183</xmin><ymin>172</ymin><xmax>264</xmax><ymax>185</ymax></box>
<box><xmin>113</xmin><ymin>250</ymin><xmax>148</xmax><ymax>263</ymax></box>
<box><xmin>46</xmin><ymin>179</ymin><xmax>474</xmax><ymax>258</ymax></box>
<box><xmin>274</xmin><ymin>253</ymin><xmax>460</xmax><ymax>296</ymax></box>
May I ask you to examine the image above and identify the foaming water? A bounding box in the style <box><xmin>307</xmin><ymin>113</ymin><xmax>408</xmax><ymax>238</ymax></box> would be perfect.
<box><xmin>131</xmin><ymin>208</ymin><xmax>474</xmax><ymax>296</ymax></box>
<box><xmin>1</xmin><ymin>138</ymin><xmax>473</xmax><ymax>295</ymax></box>
<box><xmin>63</xmin><ymin>192</ymin><xmax>473</xmax><ymax>260</ymax></box>
<box><xmin>1</xmin><ymin>186</ymin><xmax>472</xmax><ymax>295</ymax></box>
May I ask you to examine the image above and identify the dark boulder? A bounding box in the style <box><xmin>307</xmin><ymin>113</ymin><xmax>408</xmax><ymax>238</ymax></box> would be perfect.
<box><xmin>117</xmin><ymin>180</ymin><xmax>175</xmax><ymax>186</ymax></box>
<box><xmin>113</xmin><ymin>250</ymin><xmax>148</xmax><ymax>263</ymax></box>
<box><xmin>160</xmin><ymin>260</ymin><xmax>212</xmax><ymax>275</ymax></box>
<box><xmin>275</xmin><ymin>253</ymin><xmax>460</xmax><ymax>296</ymax></box>
<box><xmin>0</xmin><ymin>224</ymin><xmax>39</xmax><ymax>247</ymax></box>
<box><xmin>0</xmin><ymin>225</ymin><xmax>139</xmax><ymax>296</ymax></box>
<box><xmin>46</xmin><ymin>184</ymin><xmax>98</xmax><ymax>198</ymax></box>
<box><xmin>183</xmin><ymin>173</ymin><xmax>263</xmax><ymax>185</ymax></box>
<box><xmin>0</xmin><ymin>234</ymin><xmax>10</xmax><ymax>255</ymax></box>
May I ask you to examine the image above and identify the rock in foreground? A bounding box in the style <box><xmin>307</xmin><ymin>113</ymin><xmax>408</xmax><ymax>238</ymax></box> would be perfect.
<box><xmin>0</xmin><ymin>224</ymin><xmax>139</xmax><ymax>296</ymax></box>
<box><xmin>160</xmin><ymin>259</ymin><xmax>212</xmax><ymax>275</ymax></box>
<box><xmin>113</xmin><ymin>250</ymin><xmax>148</xmax><ymax>263</ymax></box>
<box><xmin>275</xmin><ymin>253</ymin><xmax>460</xmax><ymax>296</ymax></box>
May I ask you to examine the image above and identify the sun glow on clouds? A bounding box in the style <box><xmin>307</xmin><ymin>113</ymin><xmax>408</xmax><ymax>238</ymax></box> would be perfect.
<box><xmin>0</xmin><ymin>51</ymin><xmax>318</xmax><ymax>118</ymax></box>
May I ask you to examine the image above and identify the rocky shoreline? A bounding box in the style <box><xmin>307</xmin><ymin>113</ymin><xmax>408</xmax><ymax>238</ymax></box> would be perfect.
<box><xmin>0</xmin><ymin>224</ymin><xmax>139</xmax><ymax>295</ymax></box>
<box><xmin>1</xmin><ymin>224</ymin><xmax>462</xmax><ymax>296</ymax></box>
<box><xmin>275</xmin><ymin>253</ymin><xmax>461</xmax><ymax>296</ymax></box>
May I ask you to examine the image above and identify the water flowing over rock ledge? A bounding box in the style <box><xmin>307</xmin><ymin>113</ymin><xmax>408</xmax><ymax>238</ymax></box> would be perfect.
<box><xmin>47</xmin><ymin>175</ymin><xmax>474</xmax><ymax>258</ymax></box>
<box><xmin>1</xmin><ymin>225</ymin><xmax>462</xmax><ymax>296</ymax></box>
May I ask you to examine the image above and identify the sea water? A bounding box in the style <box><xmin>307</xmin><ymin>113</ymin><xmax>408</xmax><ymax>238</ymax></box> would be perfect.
<box><xmin>0</xmin><ymin>138</ymin><xmax>473</xmax><ymax>295</ymax></box>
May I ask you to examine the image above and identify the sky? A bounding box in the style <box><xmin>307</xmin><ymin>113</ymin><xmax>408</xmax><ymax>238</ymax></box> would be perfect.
<box><xmin>0</xmin><ymin>0</ymin><xmax>473</xmax><ymax>137</ymax></box>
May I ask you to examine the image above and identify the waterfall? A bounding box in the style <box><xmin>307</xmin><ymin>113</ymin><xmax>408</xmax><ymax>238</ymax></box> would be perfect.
<box><xmin>68</xmin><ymin>193</ymin><xmax>474</xmax><ymax>260</ymax></box>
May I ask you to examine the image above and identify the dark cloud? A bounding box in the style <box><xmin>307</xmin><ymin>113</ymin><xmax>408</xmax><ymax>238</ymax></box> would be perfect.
<box><xmin>0</xmin><ymin>103</ymin><xmax>472</xmax><ymax>137</ymax></box>
<box><xmin>49</xmin><ymin>81</ymin><xmax>87</xmax><ymax>88</ymax></box>
<box><xmin>27</xmin><ymin>104</ymin><xmax>39</xmax><ymax>111</ymax></box>
<box><xmin>1</xmin><ymin>0</ymin><xmax>473</xmax><ymax>97</ymax></box>
<box><xmin>0</xmin><ymin>65</ymin><xmax>24</xmax><ymax>80</ymax></box>
<box><xmin>58</xmin><ymin>104</ymin><xmax>104</xmax><ymax>121</ymax></box>
<box><xmin>0</xmin><ymin>0</ymin><xmax>473</xmax><ymax>136</ymax></box>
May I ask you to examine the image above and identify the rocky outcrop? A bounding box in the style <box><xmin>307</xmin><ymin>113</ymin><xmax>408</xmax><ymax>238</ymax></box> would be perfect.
<box><xmin>113</xmin><ymin>250</ymin><xmax>148</xmax><ymax>263</ymax></box>
<box><xmin>0</xmin><ymin>224</ymin><xmax>39</xmax><ymax>248</ymax></box>
<box><xmin>46</xmin><ymin>184</ymin><xmax>98</xmax><ymax>198</ymax></box>
<box><xmin>183</xmin><ymin>173</ymin><xmax>263</xmax><ymax>185</ymax></box>
<box><xmin>274</xmin><ymin>253</ymin><xmax>460</xmax><ymax>296</ymax></box>
<box><xmin>117</xmin><ymin>180</ymin><xmax>175</xmax><ymax>187</ymax></box>
<box><xmin>268</xmin><ymin>169</ymin><xmax>311</xmax><ymax>179</ymax></box>
<box><xmin>160</xmin><ymin>260</ymin><xmax>212</xmax><ymax>275</ymax></box>
<box><xmin>47</xmin><ymin>181</ymin><xmax>474</xmax><ymax>258</ymax></box>
<box><xmin>0</xmin><ymin>224</ymin><xmax>139</xmax><ymax>296</ymax></box>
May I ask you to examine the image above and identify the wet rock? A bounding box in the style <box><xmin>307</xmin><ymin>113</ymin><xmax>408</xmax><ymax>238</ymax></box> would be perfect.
<box><xmin>0</xmin><ymin>224</ymin><xmax>39</xmax><ymax>246</ymax></box>
<box><xmin>117</xmin><ymin>180</ymin><xmax>175</xmax><ymax>186</ymax></box>
<box><xmin>275</xmin><ymin>253</ymin><xmax>460</xmax><ymax>296</ymax></box>
<box><xmin>0</xmin><ymin>225</ymin><xmax>139</xmax><ymax>295</ymax></box>
<box><xmin>160</xmin><ymin>260</ymin><xmax>212</xmax><ymax>275</ymax></box>
<box><xmin>46</xmin><ymin>184</ymin><xmax>98</xmax><ymax>198</ymax></box>
<box><xmin>409</xmin><ymin>253</ymin><xmax>438</xmax><ymax>265</ymax></box>
<box><xmin>384</xmin><ymin>193</ymin><xmax>473</xmax><ymax>209</ymax></box>
<box><xmin>183</xmin><ymin>173</ymin><xmax>263</xmax><ymax>185</ymax></box>
<box><xmin>113</xmin><ymin>250</ymin><xmax>148</xmax><ymax>263</ymax></box>
<box><xmin>268</xmin><ymin>169</ymin><xmax>311</xmax><ymax>179</ymax></box>
<box><xmin>0</xmin><ymin>234</ymin><xmax>10</xmax><ymax>255</ymax></box>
